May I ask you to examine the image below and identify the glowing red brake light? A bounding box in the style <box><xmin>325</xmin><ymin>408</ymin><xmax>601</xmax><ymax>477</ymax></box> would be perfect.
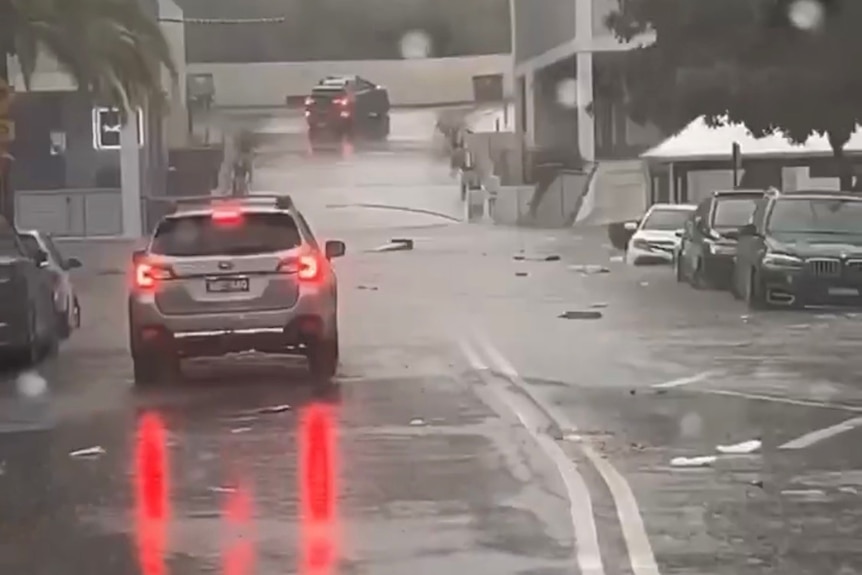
<box><xmin>305</xmin><ymin>96</ymin><xmax>314</xmax><ymax>107</ymax></box>
<box><xmin>212</xmin><ymin>209</ymin><xmax>242</xmax><ymax>224</ymax></box>
<box><xmin>135</xmin><ymin>261</ymin><xmax>174</xmax><ymax>290</ymax></box>
<box><xmin>278</xmin><ymin>254</ymin><xmax>322</xmax><ymax>282</ymax></box>
<box><xmin>298</xmin><ymin>255</ymin><xmax>320</xmax><ymax>281</ymax></box>
<box><xmin>333</xmin><ymin>98</ymin><xmax>348</xmax><ymax>107</ymax></box>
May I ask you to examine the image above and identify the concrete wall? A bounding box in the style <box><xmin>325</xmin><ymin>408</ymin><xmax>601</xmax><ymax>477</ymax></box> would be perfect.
<box><xmin>177</xmin><ymin>0</ymin><xmax>510</xmax><ymax>62</ymax></box>
<box><xmin>188</xmin><ymin>54</ymin><xmax>512</xmax><ymax>108</ymax></box>
<box><xmin>512</xmin><ymin>0</ymin><xmax>575</xmax><ymax>66</ymax></box>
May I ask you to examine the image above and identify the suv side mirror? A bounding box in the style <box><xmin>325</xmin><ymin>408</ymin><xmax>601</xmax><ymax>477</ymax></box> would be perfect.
<box><xmin>738</xmin><ymin>223</ymin><xmax>758</xmax><ymax>237</ymax></box>
<box><xmin>324</xmin><ymin>240</ymin><xmax>346</xmax><ymax>259</ymax></box>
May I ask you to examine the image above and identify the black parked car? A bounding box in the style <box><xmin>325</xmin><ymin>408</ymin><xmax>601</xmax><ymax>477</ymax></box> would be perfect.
<box><xmin>733</xmin><ymin>189</ymin><xmax>862</xmax><ymax>308</ymax></box>
<box><xmin>0</xmin><ymin>221</ymin><xmax>59</xmax><ymax>365</ymax></box>
<box><xmin>304</xmin><ymin>75</ymin><xmax>390</xmax><ymax>140</ymax></box>
<box><xmin>675</xmin><ymin>189</ymin><xmax>766</xmax><ymax>289</ymax></box>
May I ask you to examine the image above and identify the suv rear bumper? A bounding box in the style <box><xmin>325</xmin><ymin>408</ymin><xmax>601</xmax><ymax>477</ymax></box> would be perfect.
<box><xmin>129</xmin><ymin>292</ymin><xmax>336</xmax><ymax>357</ymax></box>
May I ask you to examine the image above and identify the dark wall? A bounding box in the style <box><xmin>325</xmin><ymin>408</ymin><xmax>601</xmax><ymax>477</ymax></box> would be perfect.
<box><xmin>176</xmin><ymin>0</ymin><xmax>510</xmax><ymax>63</ymax></box>
<box><xmin>10</xmin><ymin>92</ymin><xmax>120</xmax><ymax>191</ymax></box>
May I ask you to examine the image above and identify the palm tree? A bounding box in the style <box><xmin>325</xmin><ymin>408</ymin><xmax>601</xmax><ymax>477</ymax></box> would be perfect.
<box><xmin>0</xmin><ymin>0</ymin><xmax>176</xmax><ymax>223</ymax></box>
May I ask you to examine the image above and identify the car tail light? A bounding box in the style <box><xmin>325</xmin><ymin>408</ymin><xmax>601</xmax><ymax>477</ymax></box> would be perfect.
<box><xmin>278</xmin><ymin>254</ymin><xmax>322</xmax><ymax>282</ymax></box>
<box><xmin>333</xmin><ymin>98</ymin><xmax>348</xmax><ymax>107</ymax></box>
<box><xmin>305</xmin><ymin>97</ymin><xmax>314</xmax><ymax>106</ymax></box>
<box><xmin>135</xmin><ymin>261</ymin><xmax>174</xmax><ymax>290</ymax></box>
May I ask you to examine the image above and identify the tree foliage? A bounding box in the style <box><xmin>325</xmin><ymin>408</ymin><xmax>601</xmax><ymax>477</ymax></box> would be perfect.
<box><xmin>1</xmin><ymin>0</ymin><xmax>176</xmax><ymax>115</ymax></box>
<box><xmin>606</xmin><ymin>0</ymin><xmax>862</xmax><ymax>159</ymax></box>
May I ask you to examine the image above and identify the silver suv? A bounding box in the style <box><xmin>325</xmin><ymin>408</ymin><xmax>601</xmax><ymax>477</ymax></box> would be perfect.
<box><xmin>127</xmin><ymin>195</ymin><xmax>345</xmax><ymax>386</ymax></box>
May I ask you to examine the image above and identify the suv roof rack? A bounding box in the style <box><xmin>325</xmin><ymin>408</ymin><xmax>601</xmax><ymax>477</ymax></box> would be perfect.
<box><xmin>167</xmin><ymin>194</ymin><xmax>294</xmax><ymax>214</ymax></box>
<box><xmin>712</xmin><ymin>188</ymin><xmax>768</xmax><ymax>196</ymax></box>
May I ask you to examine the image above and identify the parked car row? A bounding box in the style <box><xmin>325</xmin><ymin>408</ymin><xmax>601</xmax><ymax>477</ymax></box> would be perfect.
<box><xmin>627</xmin><ymin>187</ymin><xmax>862</xmax><ymax>309</ymax></box>
<box><xmin>0</xmin><ymin>222</ymin><xmax>81</xmax><ymax>367</ymax></box>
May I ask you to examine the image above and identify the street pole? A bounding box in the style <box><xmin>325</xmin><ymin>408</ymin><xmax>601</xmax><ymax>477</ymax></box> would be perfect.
<box><xmin>0</xmin><ymin>57</ymin><xmax>14</xmax><ymax>226</ymax></box>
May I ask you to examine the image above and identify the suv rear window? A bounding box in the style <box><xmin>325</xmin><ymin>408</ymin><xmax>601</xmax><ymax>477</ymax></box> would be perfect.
<box><xmin>311</xmin><ymin>87</ymin><xmax>346</xmax><ymax>99</ymax></box>
<box><xmin>150</xmin><ymin>212</ymin><xmax>302</xmax><ymax>257</ymax></box>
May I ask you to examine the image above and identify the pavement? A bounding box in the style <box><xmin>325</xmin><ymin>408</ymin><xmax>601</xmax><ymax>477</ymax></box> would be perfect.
<box><xmin>2</xmin><ymin>108</ymin><xmax>862</xmax><ymax>575</ymax></box>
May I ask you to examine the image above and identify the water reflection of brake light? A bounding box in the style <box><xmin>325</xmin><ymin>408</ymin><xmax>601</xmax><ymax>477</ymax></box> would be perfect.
<box><xmin>299</xmin><ymin>404</ymin><xmax>339</xmax><ymax>575</ymax></box>
<box><xmin>223</xmin><ymin>481</ymin><xmax>256</xmax><ymax>575</ymax></box>
<box><xmin>332</xmin><ymin>98</ymin><xmax>348</xmax><ymax>107</ymax></box>
<box><xmin>134</xmin><ymin>412</ymin><xmax>170</xmax><ymax>575</ymax></box>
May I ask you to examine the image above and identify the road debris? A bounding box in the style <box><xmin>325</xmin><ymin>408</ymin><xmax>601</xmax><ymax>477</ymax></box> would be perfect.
<box><xmin>569</xmin><ymin>264</ymin><xmax>610</xmax><ymax>274</ymax></box>
<box><xmin>255</xmin><ymin>404</ymin><xmax>291</xmax><ymax>415</ymax></box>
<box><xmin>559</xmin><ymin>310</ymin><xmax>603</xmax><ymax>320</ymax></box>
<box><xmin>717</xmin><ymin>439</ymin><xmax>762</xmax><ymax>454</ymax></box>
<box><xmin>371</xmin><ymin>238</ymin><xmax>414</xmax><ymax>253</ymax></box>
<box><xmin>670</xmin><ymin>455</ymin><xmax>717</xmax><ymax>467</ymax></box>
<box><xmin>515</xmin><ymin>272</ymin><xmax>528</xmax><ymax>277</ymax></box>
<box><xmin>69</xmin><ymin>446</ymin><xmax>107</xmax><ymax>459</ymax></box>
<box><xmin>357</xmin><ymin>285</ymin><xmax>379</xmax><ymax>291</ymax></box>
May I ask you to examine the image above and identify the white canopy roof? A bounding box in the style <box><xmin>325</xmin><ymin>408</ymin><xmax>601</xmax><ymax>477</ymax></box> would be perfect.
<box><xmin>641</xmin><ymin>116</ymin><xmax>862</xmax><ymax>163</ymax></box>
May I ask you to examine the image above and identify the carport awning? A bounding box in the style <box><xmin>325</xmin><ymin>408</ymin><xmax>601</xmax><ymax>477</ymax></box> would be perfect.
<box><xmin>641</xmin><ymin>116</ymin><xmax>862</xmax><ymax>163</ymax></box>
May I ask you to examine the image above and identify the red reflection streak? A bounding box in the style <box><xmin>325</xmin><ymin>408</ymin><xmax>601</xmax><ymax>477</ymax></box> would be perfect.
<box><xmin>223</xmin><ymin>482</ymin><xmax>256</xmax><ymax>575</ymax></box>
<box><xmin>133</xmin><ymin>412</ymin><xmax>170</xmax><ymax>575</ymax></box>
<box><xmin>299</xmin><ymin>404</ymin><xmax>339</xmax><ymax>575</ymax></box>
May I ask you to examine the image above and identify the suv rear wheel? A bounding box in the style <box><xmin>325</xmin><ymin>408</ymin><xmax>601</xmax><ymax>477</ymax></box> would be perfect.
<box><xmin>307</xmin><ymin>331</ymin><xmax>339</xmax><ymax>381</ymax></box>
<box><xmin>131</xmin><ymin>334</ymin><xmax>181</xmax><ymax>387</ymax></box>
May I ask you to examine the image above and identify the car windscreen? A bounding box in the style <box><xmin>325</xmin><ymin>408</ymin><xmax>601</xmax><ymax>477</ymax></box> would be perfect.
<box><xmin>640</xmin><ymin>209</ymin><xmax>692</xmax><ymax>231</ymax></box>
<box><xmin>150</xmin><ymin>213</ymin><xmax>302</xmax><ymax>257</ymax></box>
<box><xmin>767</xmin><ymin>198</ymin><xmax>862</xmax><ymax>234</ymax></box>
<box><xmin>712</xmin><ymin>197</ymin><xmax>759</xmax><ymax>228</ymax></box>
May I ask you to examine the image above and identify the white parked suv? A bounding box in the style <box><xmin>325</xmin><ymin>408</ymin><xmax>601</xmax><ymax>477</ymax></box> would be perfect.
<box><xmin>625</xmin><ymin>203</ymin><xmax>696</xmax><ymax>265</ymax></box>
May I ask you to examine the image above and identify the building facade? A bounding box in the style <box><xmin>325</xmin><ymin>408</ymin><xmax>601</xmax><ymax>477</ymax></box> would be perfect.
<box><xmin>512</xmin><ymin>0</ymin><xmax>660</xmax><ymax>163</ymax></box>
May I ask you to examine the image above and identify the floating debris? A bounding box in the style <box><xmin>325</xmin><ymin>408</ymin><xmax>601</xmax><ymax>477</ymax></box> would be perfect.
<box><xmin>717</xmin><ymin>439</ymin><xmax>762</xmax><ymax>455</ymax></box>
<box><xmin>559</xmin><ymin>310</ymin><xmax>603</xmax><ymax>320</ymax></box>
<box><xmin>69</xmin><ymin>446</ymin><xmax>106</xmax><ymax>459</ymax></box>
<box><xmin>670</xmin><ymin>455</ymin><xmax>717</xmax><ymax>467</ymax></box>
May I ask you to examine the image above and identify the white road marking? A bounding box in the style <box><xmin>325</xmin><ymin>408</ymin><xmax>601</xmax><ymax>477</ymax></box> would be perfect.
<box><xmin>651</xmin><ymin>370</ymin><xmax>718</xmax><ymax>389</ymax></box>
<box><xmin>463</xmin><ymin>331</ymin><xmax>661</xmax><ymax>575</ymax></box>
<box><xmin>457</xmin><ymin>337</ymin><xmax>605</xmax><ymax>575</ymax></box>
<box><xmin>779</xmin><ymin>416</ymin><xmax>862</xmax><ymax>450</ymax></box>
<box><xmin>696</xmin><ymin>388</ymin><xmax>862</xmax><ymax>413</ymax></box>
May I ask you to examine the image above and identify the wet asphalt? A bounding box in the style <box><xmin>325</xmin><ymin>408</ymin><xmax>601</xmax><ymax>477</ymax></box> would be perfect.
<box><xmin>1</xmin><ymin>108</ymin><xmax>861</xmax><ymax>575</ymax></box>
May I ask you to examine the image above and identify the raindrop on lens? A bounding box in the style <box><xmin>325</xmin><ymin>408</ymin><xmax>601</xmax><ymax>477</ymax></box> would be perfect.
<box><xmin>16</xmin><ymin>370</ymin><xmax>47</xmax><ymax>398</ymax></box>
<box><xmin>400</xmin><ymin>30</ymin><xmax>432</xmax><ymax>59</ymax></box>
<box><xmin>556</xmin><ymin>78</ymin><xmax>578</xmax><ymax>109</ymax></box>
<box><xmin>787</xmin><ymin>0</ymin><xmax>824</xmax><ymax>30</ymax></box>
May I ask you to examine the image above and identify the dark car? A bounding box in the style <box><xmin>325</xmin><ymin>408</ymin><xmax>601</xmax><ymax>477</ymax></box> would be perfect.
<box><xmin>675</xmin><ymin>189</ymin><xmax>765</xmax><ymax>289</ymax></box>
<box><xmin>304</xmin><ymin>75</ymin><xmax>390</xmax><ymax>140</ymax></box>
<box><xmin>0</xmin><ymin>221</ymin><xmax>59</xmax><ymax>364</ymax></box>
<box><xmin>733</xmin><ymin>189</ymin><xmax>862</xmax><ymax>308</ymax></box>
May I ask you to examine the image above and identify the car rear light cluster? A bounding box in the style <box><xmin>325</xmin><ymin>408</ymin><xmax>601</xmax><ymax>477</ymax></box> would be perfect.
<box><xmin>278</xmin><ymin>254</ymin><xmax>322</xmax><ymax>282</ymax></box>
<box><xmin>135</xmin><ymin>261</ymin><xmax>175</xmax><ymax>290</ymax></box>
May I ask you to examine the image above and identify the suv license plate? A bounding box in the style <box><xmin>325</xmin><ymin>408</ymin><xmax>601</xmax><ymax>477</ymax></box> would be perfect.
<box><xmin>828</xmin><ymin>287</ymin><xmax>858</xmax><ymax>297</ymax></box>
<box><xmin>206</xmin><ymin>277</ymin><xmax>249</xmax><ymax>293</ymax></box>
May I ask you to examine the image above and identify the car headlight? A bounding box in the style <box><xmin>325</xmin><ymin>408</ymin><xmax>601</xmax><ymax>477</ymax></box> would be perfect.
<box><xmin>762</xmin><ymin>252</ymin><xmax>803</xmax><ymax>268</ymax></box>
